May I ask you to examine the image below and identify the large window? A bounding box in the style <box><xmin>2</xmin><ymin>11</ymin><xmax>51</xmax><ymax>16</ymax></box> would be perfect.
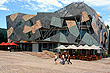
<box><xmin>60</xmin><ymin>30</ymin><xmax>69</xmax><ymax>36</ymax></box>
<box><xmin>79</xmin><ymin>29</ymin><xmax>89</xmax><ymax>39</ymax></box>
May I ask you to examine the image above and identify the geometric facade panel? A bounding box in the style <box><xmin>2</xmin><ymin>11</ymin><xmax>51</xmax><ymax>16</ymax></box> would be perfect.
<box><xmin>31</xmin><ymin>20</ymin><xmax>42</xmax><ymax>34</ymax></box>
<box><xmin>91</xmin><ymin>22</ymin><xmax>98</xmax><ymax>36</ymax></box>
<box><xmin>22</xmin><ymin>14</ymin><xmax>36</xmax><ymax>21</ymax></box>
<box><xmin>23</xmin><ymin>25</ymin><xmax>32</xmax><ymax>33</ymax></box>
<box><xmin>59</xmin><ymin>32</ymin><xmax>68</xmax><ymax>43</ymax></box>
<box><xmin>69</xmin><ymin>25</ymin><xmax>79</xmax><ymax>37</ymax></box>
<box><xmin>81</xmin><ymin>11</ymin><xmax>89</xmax><ymax>23</ymax></box>
<box><xmin>81</xmin><ymin>33</ymin><xmax>99</xmax><ymax>46</ymax></box>
<box><xmin>45</xmin><ymin>33</ymin><xmax>60</xmax><ymax>42</ymax></box>
<box><xmin>7</xmin><ymin>27</ymin><xmax>13</xmax><ymax>38</ymax></box>
<box><xmin>23</xmin><ymin>20</ymin><xmax>42</xmax><ymax>34</ymax></box>
<box><xmin>66</xmin><ymin>20</ymin><xmax>76</xmax><ymax>28</ymax></box>
<box><xmin>10</xmin><ymin>13</ymin><xmax>19</xmax><ymax>21</ymax></box>
<box><xmin>50</xmin><ymin>17</ymin><xmax>62</xmax><ymax>27</ymax></box>
<box><xmin>66</xmin><ymin>33</ymin><xmax>77</xmax><ymax>43</ymax></box>
<box><xmin>29</xmin><ymin>30</ymin><xmax>41</xmax><ymax>41</ymax></box>
<box><xmin>95</xmin><ymin>11</ymin><xmax>98</xmax><ymax>21</ymax></box>
<box><xmin>100</xmin><ymin>30</ymin><xmax>102</xmax><ymax>44</ymax></box>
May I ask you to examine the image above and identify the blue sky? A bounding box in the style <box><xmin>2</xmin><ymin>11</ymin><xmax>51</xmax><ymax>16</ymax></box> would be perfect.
<box><xmin>0</xmin><ymin>0</ymin><xmax>110</xmax><ymax>29</ymax></box>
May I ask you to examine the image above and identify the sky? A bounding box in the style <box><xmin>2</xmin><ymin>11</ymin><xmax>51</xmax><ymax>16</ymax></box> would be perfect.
<box><xmin>0</xmin><ymin>0</ymin><xmax>110</xmax><ymax>29</ymax></box>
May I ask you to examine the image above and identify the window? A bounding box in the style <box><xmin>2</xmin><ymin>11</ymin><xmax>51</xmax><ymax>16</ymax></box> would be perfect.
<box><xmin>29</xmin><ymin>19</ymin><xmax>34</xmax><ymax>26</ymax></box>
<box><xmin>60</xmin><ymin>30</ymin><xmax>69</xmax><ymax>36</ymax></box>
<box><xmin>26</xmin><ymin>31</ymin><xmax>33</xmax><ymax>40</ymax></box>
<box><xmin>63</xmin><ymin>20</ymin><xmax>67</xmax><ymax>27</ymax></box>
<box><xmin>43</xmin><ymin>43</ymin><xmax>47</xmax><ymax>48</ymax></box>
<box><xmin>79</xmin><ymin>29</ymin><xmax>89</xmax><ymax>39</ymax></box>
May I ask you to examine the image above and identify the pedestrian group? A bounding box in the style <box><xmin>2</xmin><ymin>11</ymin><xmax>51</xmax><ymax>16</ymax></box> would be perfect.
<box><xmin>54</xmin><ymin>53</ymin><xmax>72</xmax><ymax>65</ymax></box>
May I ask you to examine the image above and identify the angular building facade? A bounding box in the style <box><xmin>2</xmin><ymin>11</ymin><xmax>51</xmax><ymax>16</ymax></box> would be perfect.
<box><xmin>6</xmin><ymin>2</ymin><xmax>109</xmax><ymax>53</ymax></box>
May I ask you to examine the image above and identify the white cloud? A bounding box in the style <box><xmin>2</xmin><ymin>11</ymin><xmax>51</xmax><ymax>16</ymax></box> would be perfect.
<box><xmin>0</xmin><ymin>7</ymin><xmax>9</xmax><ymax>10</ymax></box>
<box><xmin>28</xmin><ymin>3</ymin><xmax>38</xmax><ymax>10</ymax></box>
<box><xmin>97</xmin><ymin>12</ymin><xmax>100</xmax><ymax>15</ymax></box>
<box><xmin>25</xmin><ymin>5</ymin><xmax>29</xmax><ymax>7</ymax></box>
<box><xmin>59</xmin><ymin>0</ymin><xmax>110</xmax><ymax>6</ymax></box>
<box><xmin>85</xmin><ymin>0</ymin><xmax>110</xmax><ymax>6</ymax></box>
<box><xmin>0</xmin><ymin>0</ymin><xmax>10</xmax><ymax>5</ymax></box>
<box><xmin>18</xmin><ymin>0</ymin><xmax>31</xmax><ymax>3</ymax></box>
<box><xmin>37</xmin><ymin>0</ymin><xmax>62</xmax><ymax>7</ymax></box>
<box><xmin>58</xmin><ymin>0</ymin><xmax>78</xmax><ymax>4</ymax></box>
<box><xmin>105</xmin><ymin>19</ymin><xmax>110</xmax><ymax>27</ymax></box>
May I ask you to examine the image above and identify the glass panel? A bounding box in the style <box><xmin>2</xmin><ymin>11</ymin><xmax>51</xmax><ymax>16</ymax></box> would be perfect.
<box><xmin>26</xmin><ymin>31</ymin><xmax>33</xmax><ymax>40</ymax></box>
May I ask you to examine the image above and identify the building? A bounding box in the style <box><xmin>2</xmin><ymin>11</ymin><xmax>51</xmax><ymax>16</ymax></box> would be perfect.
<box><xmin>6</xmin><ymin>2</ymin><xmax>109</xmax><ymax>53</ymax></box>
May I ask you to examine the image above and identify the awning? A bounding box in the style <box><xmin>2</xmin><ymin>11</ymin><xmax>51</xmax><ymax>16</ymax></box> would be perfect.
<box><xmin>77</xmin><ymin>45</ymin><xmax>84</xmax><ymax>49</ymax></box>
<box><xmin>10</xmin><ymin>42</ymin><xmax>18</xmax><ymax>46</ymax></box>
<box><xmin>67</xmin><ymin>45</ymin><xmax>73</xmax><ymax>49</ymax></box>
<box><xmin>0</xmin><ymin>42</ymin><xmax>6</xmax><ymax>46</ymax></box>
<box><xmin>83</xmin><ymin>45</ymin><xmax>91</xmax><ymax>50</ymax></box>
<box><xmin>71</xmin><ymin>45</ymin><xmax>78</xmax><ymax>49</ymax></box>
<box><xmin>90</xmin><ymin>45</ymin><xmax>101</xmax><ymax>50</ymax></box>
<box><xmin>5</xmin><ymin>42</ymin><xmax>10</xmax><ymax>46</ymax></box>
<box><xmin>55</xmin><ymin>45</ymin><xmax>67</xmax><ymax>49</ymax></box>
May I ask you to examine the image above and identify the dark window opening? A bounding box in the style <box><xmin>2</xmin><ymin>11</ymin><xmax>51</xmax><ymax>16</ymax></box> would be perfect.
<box><xmin>26</xmin><ymin>31</ymin><xmax>33</xmax><ymax>40</ymax></box>
<box><xmin>88</xmin><ymin>15</ymin><xmax>92</xmax><ymax>22</ymax></box>
<box><xmin>79</xmin><ymin>29</ymin><xmax>89</xmax><ymax>39</ymax></box>
<box><xmin>60</xmin><ymin>30</ymin><xmax>69</xmax><ymax>36</ymax></box>
<box><xmin>89</xmin><ymin>27</ymin><xmax>94</xmax><ymax>34</ymax></box>
<box><xmin>100</xmin><ymin>25</ymin><xmax>102</xmax><ymax>30</ymax></box>
<box><xmin>63</xmin><ymin>20</ymin><xmax>67</xmax><ymax>27</ymax></box>
<box><xmin>104</xmin><ymin>33</ymin><xmax>107</xmax><ymax>43</ymax></box>
<box><xmin>29</xmin><ymin>19</ymin><xmax>34</xmax><ymax>26</ymax></box>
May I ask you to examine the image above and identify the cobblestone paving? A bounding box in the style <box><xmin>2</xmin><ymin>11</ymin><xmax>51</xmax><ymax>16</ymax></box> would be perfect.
<box><xmin>0</xmin><ymin>51</ymin><xmax>110</xmax><ymax>73</ymax></box>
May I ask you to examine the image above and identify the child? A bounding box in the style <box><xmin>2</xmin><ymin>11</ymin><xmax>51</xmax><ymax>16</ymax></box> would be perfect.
<box><xmin>54</xmin><ymin>53</ymin><xmax>57</xmax><ymax>64</ymax></box>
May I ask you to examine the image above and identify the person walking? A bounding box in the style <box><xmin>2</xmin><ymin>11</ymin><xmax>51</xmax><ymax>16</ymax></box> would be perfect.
<box><xmin>65</xmin><ymin>53</ymin><xmax>68</xmax><ymax>61</ymax></box>
<box><xmin>68</xmin><ymin>54</ymin><xmax>72</xmax><ymax>64</ymax></box>
<box><xmin>60</xmin><ymin>54</ymin><xmax>65</xmax><ymax>65</ymax></box>
<box><xmin>54</xmin><ymin>53</ymin><xmax>57</xmax><ymax>64</ymax></box>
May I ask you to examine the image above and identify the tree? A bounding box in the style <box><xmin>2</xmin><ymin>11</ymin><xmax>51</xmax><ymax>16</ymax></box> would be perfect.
<box><xmin>107</xmin><ymin>25</ymin><xmax>109</xmax><ymax>29</ymax></box>
<box><xmin>108</xmin><ymin>30</ymin><xmax>110</xmax><ymax>55</ymax></box>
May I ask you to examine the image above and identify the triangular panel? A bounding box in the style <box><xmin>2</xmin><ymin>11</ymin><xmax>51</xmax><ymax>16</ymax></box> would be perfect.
<box><xmin>59</xmin><ymin>32</ymin><xmax>68</xmax><ymax>43</ymax></box>
<box><xmin>69</xmin><ymin>25</ymin><xmax>79</xmax><ymax>37</ymax></box>
<box><xmin>50</xmin><ymin>17</ymin><xmax>62</xmax><ymax>27</ymax></box>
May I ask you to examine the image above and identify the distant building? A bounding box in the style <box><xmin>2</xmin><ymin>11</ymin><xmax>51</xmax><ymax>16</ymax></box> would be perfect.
<box><xmin>0</xmin><ymin>28</ymin><xmax>7</xmax><ymax>43</ymax></box>
<box><xmin>6</xmin><ymin>2</ymin><xmax>109</xmax><ymax>53</ymax></box>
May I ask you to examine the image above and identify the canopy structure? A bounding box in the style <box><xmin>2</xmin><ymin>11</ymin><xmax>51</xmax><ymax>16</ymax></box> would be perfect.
<box><xmin>5</xmin><ymin>42</ymin><xmax>10</xmax><ymax>46</ymax></box>
<box><xmin>10</xmin><ymin>42</ymin><xmax>18</xmax><ymax>46</ymax></box>
<box><xmin>55</xmin><ymin>45</ymin><xmax>67</xmax><ymax>49</ymax></box>
<box><xmin>67</xmin><ymin>45</ymin><xmax>73</xmax><ymax>49</ymax></box>
<box><xmin>90</xmin><ymin>45</ymin><xmax>101</xmax><ymax>50</ymax></box>
<box><xmin>77</xmin><ymin>45</ymin><xmax>84</xmax><ymax>49</ymax></box>
<box><xmin>83</xmin><ymin>45</ymin><xmax>91</xmax><ymax>50</ymax></box>
<box><xmin>0</xmin><ymin>42</ymin><xmax>6</xmax><ymax>46</ymax></box>
<box><xmin>71</xmin><ymin>45</ymin><xmax>78</xmax><ymax>49</ymax></box>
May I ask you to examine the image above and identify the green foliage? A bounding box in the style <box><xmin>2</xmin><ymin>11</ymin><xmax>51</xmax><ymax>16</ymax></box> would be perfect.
<box><xmin>103</xmin><ymin>54</ymin><xmax>108</xmax><ymax>56</ymax></box>
<box><xmin>106</xmin><ymin>25</ymin><xmax>109</xmax><ymax>29</ymax></box>
<box><xmin>108</xmin><ymin>30</ymin><xmax>110</xmax><ymax>55</ymax></box>
<box><xmin>0</xmin><ymin>28</ymin><xmax>7</xmax><ymax>43</ymax></box>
